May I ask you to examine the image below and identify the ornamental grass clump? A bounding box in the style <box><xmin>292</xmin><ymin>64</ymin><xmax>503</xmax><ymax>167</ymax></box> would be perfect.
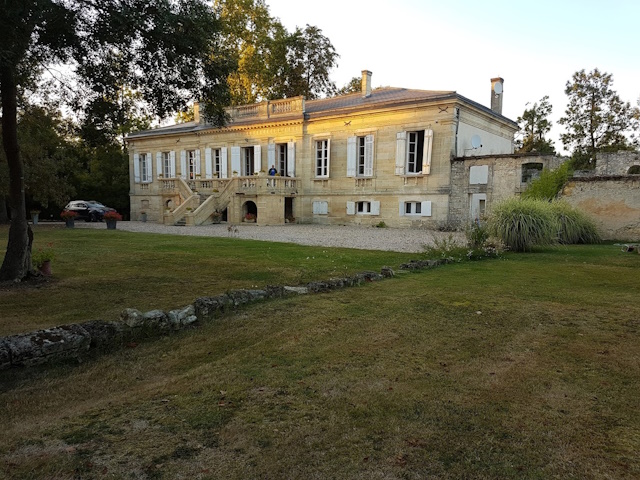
<box><xmin>488</xmin><ymin>198</ymin><xmax>557</xmax><ymax>252</ymax></box>
<box><xmin>550</xmin><ymin>200</ymin><xmax>600</xmax><ymax>244</ymax></box>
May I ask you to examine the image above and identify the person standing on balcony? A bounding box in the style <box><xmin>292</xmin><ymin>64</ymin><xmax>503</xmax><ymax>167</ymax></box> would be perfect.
<box><xmin>268</xmin><ymin>165</ymin><xmax>277</xmax><ymax>176</ymax></box>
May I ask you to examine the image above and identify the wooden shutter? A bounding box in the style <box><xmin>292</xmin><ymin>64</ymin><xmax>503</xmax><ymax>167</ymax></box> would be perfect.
<box><xmin>145</xmin><ymin>153</ymin><xmax>152</xmax><ymax>182</ymax></box>
<box><xmin>133</xmin><ymin>153</ymin><xmax>140</xmax><ymax>183</ymax></box>
<box><xmin>395</xmin><ymin>132</ymin><xmax>406</xmax><ymax>175</ymax></box>
<box><xmin>205</xmin><ymin>148</ymin><xmax>212</xmax><ymax>179</ymax></box>
<box><xmin>326</xmin><ymin>139</ymin><xmax>331</xmax><ymax>177</ymax></box>
<box><xmin>364</xmin><ymin>134</ymin><xmax>374</xmax><ymax>177</ymax></box>
<box><xmin>156</xmin><ymin>152</ymin><xmax>162</xmax><ymax>178</ymax></box>
<box><xmin>221</xmin><ymin>147</ymin><xmax>228</xmax><ymax>178</ymax></box>
<box><xmin>398</xmin><ymin>201</ymin><xmax>405</xmax><ymax>216</ymax></box>
<box><xmin>287</xmin><ymin>141</ymin><xmax>295</xmax><ymax>177</ymax></box>
<box><xmin>169</xmin><ymin>151</ymin><xmax>176</xmax><ymax>178</ymax></box>
<box><xmin>346</xmin><ymin>201</ymin><xmax>355</xmax><ymax>215</ymax></box>
<box><xmin>421</xmin><ymin>201</ymin><xmax>432</xmax><ymax>217</ymax></box>
<box><xmin>422</xmin><ymin>129</ymin><xmax>433</xmax><ymax>175</ymax></box>
<box><xmin>371</xmin><ymin>200</ymin><xmax>380</xmax><ymax>215</ymax></box>
<box><xmin>231</xmin><ymin>147</ymin><xmax>240</xmax><ymax>175</ymax></box>
<box><xmin>254</xmin><ymin>145</ymin><xmax>262</xmax><ymax>173</ymax></box>
<box><xmin>180</xmin><ymin>150</ymin><xmax>187</xmax><ymax>179</ymax></box>
<box><xmin>346</xmin><ymin>136</ymin><xmax>357</xmax><ymax>177</ymax></box>
<box><xmin>267</xmin><ymin>143</ymin><xmax>275</xmax><ymax>170</ymax></box>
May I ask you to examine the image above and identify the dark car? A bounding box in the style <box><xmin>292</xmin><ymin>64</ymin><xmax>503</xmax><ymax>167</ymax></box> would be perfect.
<box><xmin>64</xmin><ymin>200</ymin><xmax>115</xmax><ymax>222</ymax></box>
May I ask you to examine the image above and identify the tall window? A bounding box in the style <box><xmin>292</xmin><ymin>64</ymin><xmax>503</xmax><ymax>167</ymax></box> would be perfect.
<box><xmin>242</xmin><ymin>147</ymin><xmax>254</xmax><ymax>176</ymax></box>
<box><xmin>162</xmin><ymin>152</ymin><xmax>171</xmax><ymax>177</ymax></box>
<box><xmin>406</xmin><ymin>131</ymin><xmax>425</xmax><ymax>174</ymax></box>
<box><xmin>316</xmin><ymin>139</ymin><xmax>329</xmax><ymax>178</ymax></box>
<box><xmin>278</xmin><ymin>143</ymin><xmax>288</xmax><ymax>176</ymax></box>
<box><xmin>140</xmin><ymin>153</ymin><xmax>150</xmax><ymax>183</ymax></box>
<box><xmin>213</xmin><ymin>148</ymin><xmax>221</xmax><ymax>177</ymax></box>
<box><xmin>188</xmin><ymin>150</ymin><xmax>197</xmax><ymax>179</ymax></box>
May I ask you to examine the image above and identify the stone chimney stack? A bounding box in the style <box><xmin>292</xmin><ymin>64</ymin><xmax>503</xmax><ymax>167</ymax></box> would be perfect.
<box><xmin>361</xmin><ymin>70</ymin><xmax>372</xmax><ymax>98</ymax></box>
<box><xmin>193</xmin><ymin>102</ymin><xmax>200</xmax><ymax>123</ymax></box>
<box><xmin>490</xmin><ymin>77</ymin><xmax>504</xmax><ymax>115</ymax></box>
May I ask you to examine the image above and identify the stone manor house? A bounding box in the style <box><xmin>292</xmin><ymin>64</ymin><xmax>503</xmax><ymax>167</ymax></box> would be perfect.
<box><xmin>127</xmin><ymin>71</ymin><xmax>559</xmax><ymax>227</ymax></box>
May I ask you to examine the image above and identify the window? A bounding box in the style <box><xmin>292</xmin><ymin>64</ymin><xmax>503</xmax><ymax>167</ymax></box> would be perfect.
<box><xmin>162</xmin><ymin>152</ymin><xmax>172</xmax><ymax>177</ymax></box>
<box><xmin>521</xmin><ymin>162</ymin><xmax>543</xmax><ymax>183</ymax></box>
<box><xmin>277</xmin><ymin>143</ymin><xmax>288</xmax><ymax>176</ymax></box>
<box><xmin>140</xmin><ymin>153</ymin><xmax>150</xmax><ymax>183</ymax></box>
<box><xmin>205</xmin><ymin>147</ymin><xmax>228</xmax><ymax>178</ymax></box>
<box><xmin>470</xmin><ymin>165</ymin><xmax>489</xmax><ymax>185</ymax></box>
<box><xmin>395</xmin><ymin>129</ymin><xmax>433</xmax><ymax>176</ymax></box>
<box><xmin>180</xmin><ymin>149</ymin><xmax>200</xmax><ymax>179</ymax></box>
<box><xmin>316</xmin><ymin>139</ymin><xmax>330</xmax><ymax>178</ymax></box>
<box><xmin>399</xmin><ymin>200</ymin><xmax>432</xmax><ymax>217</ymax></box>
<box><xmin>188</xmin><ymin>150</ymin><xmax>198</xmax><ymax>179</ymax></box>
<box><xmin>157</xmin><ymin>151</ymin><xmax>175</xmax><ymax>178</ymax></box>
<box><xmin>313</xmin><ymin>201</ymin><xmax>328</xmax><ymax>215</ymax></box>
<box><xmin>346</xmin><ymin>200</ymin><xmax>380</xmax><ymax>215</ymax></box>
<box><xmin>242</xmin><ymin>147</ymin><xmax>254</xmax><ymax>176</ymax></box>
<box><xmin>347</xmin><ymin>134</ymin><xmax>374</xmax><ymax>177</ymax></box>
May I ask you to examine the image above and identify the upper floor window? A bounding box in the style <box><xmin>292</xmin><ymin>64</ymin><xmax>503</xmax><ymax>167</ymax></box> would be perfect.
<box><xmin>316</xmin><ymin>139</ymin><xmax>330</xmax><ymax>178</ymax></box>
<box><xmin>395</xmin><ymin>129</ymin><xmax>434</xmax><ymax>176</ymax></box>
<box><xmin>134</xmin><ymin>152</ymin><xmax>152</xmax><ymax>184</ymax></box>
<box><xmin>347</xmin><ymin>134</ymin><xmax>374</xmax><ymax>177</ymax></box>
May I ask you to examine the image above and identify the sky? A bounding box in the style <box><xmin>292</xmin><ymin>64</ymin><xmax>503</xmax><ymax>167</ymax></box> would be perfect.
<box><xmin>266</xmin><ymin>0</ymin><xmax>640</xmax><ymax>154</ymax></box>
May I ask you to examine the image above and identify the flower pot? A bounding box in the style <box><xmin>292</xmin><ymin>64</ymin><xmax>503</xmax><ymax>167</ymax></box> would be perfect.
<box><xmin>31</xmin><ymin>213</ymin><xmax>39</xmax><ymax>225</ymax></box>
<box><xmin>38</xmin><ymin>260</ymin><xmax>51</xmax><ymax>276</ymax></box>
<box><xmin>106</xmin><ymin>219</ymin><xmax>117</xmax><ymax>230</ymax></box>
<box><xmin>65</xmin><ymin>219</ymin><xmax>75</xmax><ymax>228</ymax></box>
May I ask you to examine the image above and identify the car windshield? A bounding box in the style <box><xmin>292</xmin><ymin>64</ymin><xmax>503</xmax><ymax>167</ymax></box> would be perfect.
<box><xmin>88</xmin><ymin>202</ymin><xmax>106</xmax><ymax>208</ymax></box>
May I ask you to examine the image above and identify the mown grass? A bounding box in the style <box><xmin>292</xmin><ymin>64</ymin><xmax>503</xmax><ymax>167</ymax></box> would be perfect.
<box><xmin>0</xmin><ymin>224</ymin><xmax>416</xmax><ymax>336</ymax></box>
<box><xmin>1</xmin><ymin>242</ymin><xmax>639</xmax><ymax>479</ymax></box>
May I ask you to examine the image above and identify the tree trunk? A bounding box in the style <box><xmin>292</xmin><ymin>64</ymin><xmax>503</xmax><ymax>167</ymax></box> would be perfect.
<box><xmin>0</xmin><ymin>64</ymin><xmax>33</xmax><ymax>281</ymax></box>
<box><xmin>0</xmin><ymin>197</ymin><xmax>9</xmax><ymax>223</ymax></box>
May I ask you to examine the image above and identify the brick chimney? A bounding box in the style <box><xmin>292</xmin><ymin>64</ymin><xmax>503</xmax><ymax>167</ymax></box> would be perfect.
<box><xmin>361</xmin><ymin>70</ymin><xmax>372</xmax><ymax>98</ymax></box>
<box><xmin>490</xmin><ymin>77</ymin><xmax>504</xmax><ymax>115</ymax></box>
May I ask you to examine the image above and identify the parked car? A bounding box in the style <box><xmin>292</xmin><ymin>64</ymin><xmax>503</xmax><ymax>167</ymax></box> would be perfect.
<box><xmin>64</xmin><ymin>200</ymin><xmax>115</xmax><ymax>222</ymax></box>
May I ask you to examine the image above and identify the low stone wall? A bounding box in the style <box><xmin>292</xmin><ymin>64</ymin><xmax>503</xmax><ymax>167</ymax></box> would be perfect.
<box><xmin>595</xmin><ymin>151</ymin><xmax>640</xmax><ymax>176</ymax></box>
<box><xmin>561</xmin><ymin>176</ymin><xmax>640</xmax><ymax>241</ymax></box>
<box><xmin>0</xmin><ymin>261</ymin><xmax>448</xmax><ymax>371</ymax></box>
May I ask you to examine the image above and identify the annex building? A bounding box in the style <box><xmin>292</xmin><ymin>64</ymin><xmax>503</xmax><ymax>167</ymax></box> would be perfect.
<box><xmin>127</xmin><ymin>71</ymin><xmax>545</xmax><ymax>228</ymax></box>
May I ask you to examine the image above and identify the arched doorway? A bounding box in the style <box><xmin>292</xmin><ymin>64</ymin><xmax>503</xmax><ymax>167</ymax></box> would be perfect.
<box><xmin>243</xmin><ymin>200</ymin><xmax>257</xmax><ymax>222</ymax></box>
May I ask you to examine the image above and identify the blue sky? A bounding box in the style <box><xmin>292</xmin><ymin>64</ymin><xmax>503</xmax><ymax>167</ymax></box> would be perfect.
<box><xmin>267</xmin><ymin>0</ymin><xmax>640</xmax><ymax>154</ymax></box>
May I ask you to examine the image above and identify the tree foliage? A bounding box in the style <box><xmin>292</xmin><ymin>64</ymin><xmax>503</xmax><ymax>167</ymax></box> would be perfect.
<box><xmin>0</xmin><ymin>0</ymin><xmax>232</xmax><ymax>281</ymax></box>
<box><xmin>515</xmin><ymin>96</ymin><xmax>555</xmax><ymax>154</ymax></box>
<box><xmin>559</xmin><ymin>68</ymin><xmax>639</xmax><ymax>169</ymax></box>
<box><xmin>215</xmin><ymin>0</ymin><xmax>339</xmax><ymax>103</ymax></box>
<box><xmin>337</xmin><ymin>77</ymin><xmax>362</xmax><ymax>96</ymax></box>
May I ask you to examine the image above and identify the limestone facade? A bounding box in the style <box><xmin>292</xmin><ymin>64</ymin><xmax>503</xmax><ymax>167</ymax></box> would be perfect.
<box><xmin>127</xmin><ymin>74</ymin><xmax>519</xmax><ymax>227</ymax></box>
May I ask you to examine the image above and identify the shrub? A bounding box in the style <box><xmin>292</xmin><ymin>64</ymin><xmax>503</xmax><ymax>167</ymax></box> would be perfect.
<box><xmin>465</xmin><ymin>220</ymin><xmax>489</xmax><ymax>249</ymax></box>
<box><xmin>550</xmin><ymin>201</ymin><xmax>600</xmax><ymax>244</ymax></box>
<box><xmin>488</xmin><ymin>198</ymin><xmax>557</xmax><ymax>252</ymax></box>
<box><xmin>522</xmin><ymin>162</ymin><xmax>572</xmax><ymax>201</ymax></box>
<box><xmin>103</xmin><ymin>211</ymin><xmax>123</xmax><ymax>221</ymax></box>
<box><xmin>60</xmin><ymin>210</ymin><xmax>78</xmax><ymax>220</ymax></box>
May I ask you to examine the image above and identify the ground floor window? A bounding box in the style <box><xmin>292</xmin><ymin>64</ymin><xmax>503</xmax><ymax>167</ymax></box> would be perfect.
<box><xmin>357</xmin><ymin>201</ymin><xmax>371</xmax><ymax>213</ymax></box>
<box><xmin>405</xmin><ymin>201</ymin><xmax>422</xmax><ymax>215</ymax></box>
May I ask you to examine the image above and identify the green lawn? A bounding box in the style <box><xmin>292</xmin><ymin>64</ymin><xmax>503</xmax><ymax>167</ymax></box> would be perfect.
<box><xmin>1</xmin><ymin>229</ymin><xmax>639</xmax><ymax>479</ymax></box>
<box><xmin>0</xmin><ymin>224</ymin><xmax>416</xmax><ymax>336</ymax></box>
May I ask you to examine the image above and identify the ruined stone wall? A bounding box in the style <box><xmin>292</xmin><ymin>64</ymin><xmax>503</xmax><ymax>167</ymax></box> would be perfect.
<box><xmin>595</xmin><ymin>151</ymin><xmax>640</xmax><ymax>176</ymax></box>
<box><xmin>561</xmin><ymin>176</ymin><xmax>640</xmax><ymax>241</ymax></box>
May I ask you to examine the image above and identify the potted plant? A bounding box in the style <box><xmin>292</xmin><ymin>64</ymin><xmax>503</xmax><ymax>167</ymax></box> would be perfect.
<box><xmin>103</xmin><ymin>211</ymin><xmax>123</xmax><ymax>229</ymax></box>
<box><xmin>30</xmin><ymin>209</ymin><xmax>40</xmax><ymax>225</ymax></box>
<box><xmin>140</xmin><ymin>211</ymin><xmax>147</xmax><ymax>222</ymax></box>
<box><xmin>244</xmin><ymin>212</ymin><xmax>256</xmax><ymax>223</ymax></box>
<box><xmin>211</xmin><ymin>211</ymin><xmax>222</xmax><ymax>224</ymax></box>
<box><xmin>60</xmin><ymin>210</ymin><xmax>78</xmax><ymax>228</ymax></box>
<box><xmin>232</xmin><ymin>170</ymin><xmax>238</xmax><ymax>177</ymax></box>
<box><xmin>32</xmin><ymin>242</ymin><xmax>55</xmax><ymax>275</ymax></box>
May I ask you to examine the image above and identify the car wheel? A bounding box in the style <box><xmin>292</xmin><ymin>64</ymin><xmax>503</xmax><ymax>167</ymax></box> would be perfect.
<box><xmin>91</xmin><ymin>213</ymin><xmax>99</xmax><ymax>222</ymax></box>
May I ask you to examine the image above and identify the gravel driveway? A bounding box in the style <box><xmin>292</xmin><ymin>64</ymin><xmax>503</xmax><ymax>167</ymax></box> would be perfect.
<box><xmin>76</xmin><ymin>221</ymin><xmax>465</xmax><ymax>253</ymax></box>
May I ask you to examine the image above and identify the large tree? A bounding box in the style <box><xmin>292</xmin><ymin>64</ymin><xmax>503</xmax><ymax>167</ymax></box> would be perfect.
<box><xmin>559</xmin><ymin>68</ymin><xmax>639</xmax><ymax>168</ymax></box>
<box><xmin>0</xmin><ymin>0</ymin><xmax>231</xmax><ymax>281</ymax></box>
<box><xmin>515</xmin><ymin>96</ymin><xmax>556</xmax><ymax>154</ymax></box>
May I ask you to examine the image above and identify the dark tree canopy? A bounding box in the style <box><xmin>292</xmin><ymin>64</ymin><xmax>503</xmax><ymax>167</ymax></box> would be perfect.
<box><xmin>0</xmin><ymin>0</ymin><xmax>232</xmax><ymax>281</ymax></box>
<box><xmin>515</xmin><ymin>96</ymin><xmax>556</xmax><ymax>155</ymax></box>
<box><xmin>559</xmin><ymin>68</ymin><xmax>639</xmax><ymax>168</ymax></box>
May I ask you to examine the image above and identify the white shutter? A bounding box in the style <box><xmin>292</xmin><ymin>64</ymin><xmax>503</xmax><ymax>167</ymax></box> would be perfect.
<box><xmin>399</xmin><ymin>201</ymin><xmax>405</xmax><ymax>216</ymax></box>
<box><xmin>221</xmin><ymin>147</ymin><xmax>228</xmax><ymax>178</ymax></box>
<box><xmin>195</xmin><ymin>149</ymin><xmax>201</xmax><ymax>176</ymax></box>
<box><xmin>395</xmin><ymin>132</ymin><xmax>406</xmax><ymax>175</ymax></box>
<box><xmin>287</xmin><ymin>141</ymin><xmax>295</xmax><ymax>177</ymax></box>
<box><xmin>421</xmin><ymin>201</ymin><xmax>432</xmax><ymax>217</ymax></box>
<box><xmin>156</xmin><ymin>152</ymin><xmax>162</xmax><ymax>178</ymax></box>
<box><xmin>267</xmin><ymin>142</ymin><xmax>275</xmax><ymax>171</ymax></box>
<box><xmin>133</xmin><ymin>153</ymin><xmax>140</xmax><ymax>183</ymax></box>
<box><xmin>346</xmin><ymin>136</ymin><xmax>357</xmax><ymax>177</ymax></box>
<box><xmin>146</xmin><ymin>152</ymin><xmax>152</xmax><ymax>182</ymax></box>
<box><xmin>231</xmin><ymin>146</ymin><xmax>240</xmax><ymax>175</ymax></box>
<box><xmin>313</xmin><ymin>201</ymin><xmax>328</xmax><ymax>215</ymax></box>
<box><xmin>254</xmin><ymin>145</ymin><xmax>262</xmax><ymax>173</ymax></box>
<box><xmin>326</xmin><ymin>139</ymin><xmax>331</xmax><ymax>177</ymax></box>
<box><xmin>180</xmin><ymin>150</ymin><xmax>187</xmax><ymax>179</ymax></box>
<box><xmin>422</xmin><ymin>129</ymin><xmax>433</xmax><ymax>175</ymax></box>
<box><xmin>371</xmin><ymin>200</ymin><xmax>380</xmax><ymax>215</ymax></box>
<box><xmin>169</xmin><ymin>151</ymin><xmax>176</xmax><ymax>178</ymax></box>
<box><xmin>346</xmin><ymin>201</ymin><xmax>355</xmax><ymax>215</ymax></box>
<box><xmin>205</xmin><ymin>148</ymin><xmax>213</xmax><ymax>179</ymax></box>
<box><xmin>364</xmin><ymin>134</ymin><xmax>374</xmax><ymax>177</ymax></box>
